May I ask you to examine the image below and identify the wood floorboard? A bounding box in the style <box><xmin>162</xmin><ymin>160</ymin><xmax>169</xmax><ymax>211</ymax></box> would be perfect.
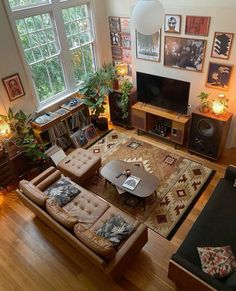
<box><xmin>0</xmin><ymin>125</ymin><xmax>235</xmax><ymax>290</ymax></box>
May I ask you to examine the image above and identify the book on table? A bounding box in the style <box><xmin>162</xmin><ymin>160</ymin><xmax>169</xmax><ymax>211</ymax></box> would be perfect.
<box><xmin>122</xmin><ymin>175</ymin><xmax>141</xmax><ymax>190</ymax></box>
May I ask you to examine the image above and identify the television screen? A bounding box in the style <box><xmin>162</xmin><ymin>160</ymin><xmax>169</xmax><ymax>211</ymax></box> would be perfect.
<box><xmin>137</xmin><ymin>72</ymin><xmax>190</xmax><ymax>115</ymax></box>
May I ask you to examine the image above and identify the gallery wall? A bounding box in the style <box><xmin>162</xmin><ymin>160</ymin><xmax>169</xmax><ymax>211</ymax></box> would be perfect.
<box><xmin>105</xmin><ymin>0</ymin><xmax>236</xmax><ymax>148</ymax></box>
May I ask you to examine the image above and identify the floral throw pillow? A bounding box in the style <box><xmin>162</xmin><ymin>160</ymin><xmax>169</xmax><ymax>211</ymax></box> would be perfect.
<box><xmin>44</xmin><ymin>178</ymin><xmax>80</xmax><ymax>207</ymax></box>
<box><xmin>96</xmin><ymin>214</ymin><xmax>134</xmax><ymax>246</ymax></box>
<box><xmin>197</xmin><ymin>246</ymin><xmax>236</xmax><ymax>278</ymax></box>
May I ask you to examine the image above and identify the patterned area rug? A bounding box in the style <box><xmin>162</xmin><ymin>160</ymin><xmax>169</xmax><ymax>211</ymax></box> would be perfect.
<box><xmin>87</xmin><ymin>130</ymin><xmax>215</xmax><ymax>239</ymax></box>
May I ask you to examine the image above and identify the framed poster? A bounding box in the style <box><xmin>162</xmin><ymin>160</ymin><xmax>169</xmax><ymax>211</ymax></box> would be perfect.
<box><xmin>108</xmin><ymin>16</ymin><xmax>120</xmax><ymax>32</ymax></box>
<box><xmin>211</xmin><ymin>32</ymin><xmax>234</xmax><ymax>60</ymax></box>
<box><xmin>111</xmin><ymin>46</ymin><xmax>123</xmax><ymax>60</ymax></box>
<box><xmin>185</xmin><ymin>16</ymin><xmax>211</xmax><ymax>36</ymax></box>
<box><xmin>164</xmin><ymin>15</ymin><xmax>181</xmax><ymax>34</ymax></box>
<box><xmin>2</xmin><ymin>73</ymin><xmax>25</xmax><ymax>101</ymax></box>
<box><xmin>136</xmin><ymin>30</ymin><xmax>161</xmax><ymax>62</ymax></box>
<box><xmin>120</xmin><ymin>17</ymin><xmax>131</xmax><ymax>33</ymax></box>
<box><xmin>121</xmin><ymin>33</ymin><xmax>131</xmax><ymax>48</ymax></box>
<box><xmin>206</xmin><ymin>62</ymin><xmax>233</xmax><ymax>91</ymax></box>
<box><xmin>122</xmin><ymin>49</ymin><xmax>132</xmax><ymax>64</ymax></box>
<box><xmin>110</xmin><ymin>32</ymin><xmax>121</xmax><ymax>46</ymax></box>
<box><xmin>164</xmin><ymin>36</ymin><xmax>206</xmax><ymax>72</ymax></box>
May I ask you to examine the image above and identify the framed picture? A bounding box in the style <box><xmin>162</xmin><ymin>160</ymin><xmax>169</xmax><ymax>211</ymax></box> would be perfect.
<box><xmin>2</xmin><ymin>73</ymin><xmax>25</xmax><ymax>101</ymax></box>
<box><xmin>164</xmin><ymin>36</ymin><xmax>206</xmax><ymax>72</ymax></box>
<box><xmin>185</xmin><ymin>16</ymin><xmax>211</xmax><ymax>36</ymax></box>
<box><xmin>108</xmin><ymin>16</ymin><xmax>120</xmax><ymax>32</ymax></box>
<box><xmin>83</xmin><ymin>124</ymin><xmax>97</xmax><ymax>141</ymax></box>
<box><xmin>211</xmin><ymin>32</ymin><xmax>234</xmax><ymax>60</ymax></box>
<box><xmin>164</xmin><ymin>15</ymin><xmax>181</xmax><ymax>34</ymax></box>
<box><xmin>122</xmin><ymin>49</ymin><xmax>132</xmax><ymax>64</ymax></box>
<box><xmin>121</xmin><ymin>33</ymin><xmax>131</xmax><ymax>49</ymax></box>
<box><xmin>206</xmin><ymin>62</ymin><xmax>233</xmax><ymax>91</ymax></box>
<box><xmin>71</xmin><ymin>129</ymin><xmax>87</xmax><ymax>148</ymax></box>
<box><xmin>120</xmin><ymin>17</ymin><xmax>131</xmax><ymax>33</ymax></box>
<box><xmin>111</xmin><ymin>46</ymin><xmax>123</xmax><ymax>60</ymax></box>
<box><xmin>110</xmin><ymin>32</ymin><xmax>121</xmax><ymax>46</ymax></box>
<box><xmin>136</xmin><ymin>30</ymin><xmax>161</xmax><ymax>62</ymax></box>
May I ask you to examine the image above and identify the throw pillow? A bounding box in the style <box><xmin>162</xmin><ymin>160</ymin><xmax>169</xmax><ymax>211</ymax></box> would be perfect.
<box><xmin>44</xmin><ymin>178</ymin><xmax>80</xmax><ymax>207</ymax></box>
<box><xmin>96</xmin><ymin>214</ymin><xmax>134</xmax><ymax>246</ymax></box>
<box><xmin>197</xmin><ymin>246</ymin><xmax>236</xmax><ymax>278</ymax></box>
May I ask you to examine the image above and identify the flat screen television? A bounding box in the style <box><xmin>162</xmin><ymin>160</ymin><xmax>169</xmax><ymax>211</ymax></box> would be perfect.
<box><xmin>137</xmin><ymin>72</ymin><xmax>190</xmax><ymax>115</ymax></box>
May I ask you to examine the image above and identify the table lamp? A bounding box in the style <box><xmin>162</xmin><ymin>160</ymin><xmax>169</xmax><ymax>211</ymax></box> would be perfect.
<box><xmin>212</xmin><ymin>94</ymin><xmax>229</xmax><ymax>116</ymax></box>
<box><xmin>0</xmin><ymin>117</ymin><xmax>10</xmax><ymax>149</ymax></box>
<box><xmin>116</xmin><ymin>63</ymin><xmax>128</xmax><ymax>89</ymax></box>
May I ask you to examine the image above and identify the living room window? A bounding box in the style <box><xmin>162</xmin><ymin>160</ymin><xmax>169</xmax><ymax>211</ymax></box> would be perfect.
<box><xmin>5</xmin><ymin>0</ymin><xmax>96</xmax><ymax>107</ymax></box>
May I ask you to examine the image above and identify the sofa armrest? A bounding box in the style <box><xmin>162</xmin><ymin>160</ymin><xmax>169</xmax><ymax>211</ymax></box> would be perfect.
<box><xmin>224</xmin><ymin>165</ymin><xmax>236</xmax><ymax>183</ymax></box>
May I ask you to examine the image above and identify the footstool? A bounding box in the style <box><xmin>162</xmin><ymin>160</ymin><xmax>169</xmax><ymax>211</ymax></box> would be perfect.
<box><xmin>58</xmin><ymin>148</ymin><xmax>101</xmax><ymax>185</ymax></box>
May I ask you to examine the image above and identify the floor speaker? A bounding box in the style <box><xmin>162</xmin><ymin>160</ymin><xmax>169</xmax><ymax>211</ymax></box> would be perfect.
<box><xmin>109</xmin><ymin>89</ymin><xmax>136</xmax><ymax>128</ymax></box>
<box><xmin>188</xmin><ymin>111</ymin><xmax>232</xmax><ymax>161</ymax></box>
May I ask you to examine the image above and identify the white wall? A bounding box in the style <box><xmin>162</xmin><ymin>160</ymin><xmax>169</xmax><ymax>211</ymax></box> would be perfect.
<box><xmin>105</xmin><ymin>0</ymin><xmax>236</xmax><ymax>148</ymax></box>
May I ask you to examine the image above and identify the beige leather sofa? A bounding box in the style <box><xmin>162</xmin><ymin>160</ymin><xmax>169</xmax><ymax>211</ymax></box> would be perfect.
<box><xmin>16</xmin><ymin>167</ymin><xmax>148</xmax><ymax>279</ymax></box>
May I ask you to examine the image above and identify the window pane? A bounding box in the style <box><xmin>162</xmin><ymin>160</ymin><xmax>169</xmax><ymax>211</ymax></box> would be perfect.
<box><xmin>32</xmin><ymin>56</ymin><xmax>65</xmax><ymax>101</ymax></box>
<box><xmin>71</xmin><ymin>44</ymin><xmax>95</xmax><ymax>84</ymax></box>
<box><xmin>16</xmin><ymin>13</ymin><xmax>66</xmax><ymax>101</ymax></box>
<box><xmin>62</xmin><ymin>4</ymin><xmax>95</xmax><ymax>84</ymax></box>
<box><xmin>8</xmin><ymin>0</ymin><xmax>49</xmax><ymax>10</ymax></box>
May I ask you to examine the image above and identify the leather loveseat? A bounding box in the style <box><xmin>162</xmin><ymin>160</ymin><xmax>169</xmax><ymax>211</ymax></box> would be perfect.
<box><xmin>16</xmin><ymin>166</ymin><xmax>148</xmax><ymax>279</ymax></box>
<box><xmin>168</xmin><ymin>165</ymin><xmax>236</xmax><ymax>290</ymax></box>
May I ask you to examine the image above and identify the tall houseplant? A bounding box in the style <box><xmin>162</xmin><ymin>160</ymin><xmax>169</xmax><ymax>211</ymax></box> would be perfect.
<box><xmin>120</xmin><ymin>79</ymin><xmax>133</xmax><ymax>120</ymax></box>
<box><xmin>79</xmin><ymin>63</ymin><xmax>117</xmax><ymax>117</ymax></box>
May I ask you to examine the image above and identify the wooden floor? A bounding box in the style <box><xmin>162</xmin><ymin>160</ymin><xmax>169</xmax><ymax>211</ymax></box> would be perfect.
<box><xmin>1</xmin><ymin>126</ymin><xmax>236</xmax><ymax>291</ymax></box>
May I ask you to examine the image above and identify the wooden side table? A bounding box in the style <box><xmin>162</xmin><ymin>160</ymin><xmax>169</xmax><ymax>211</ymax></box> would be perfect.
<box><xmin>0</xmin><ymin>150</ymin><xmax>17</xmax><ymax>190</ymax></box>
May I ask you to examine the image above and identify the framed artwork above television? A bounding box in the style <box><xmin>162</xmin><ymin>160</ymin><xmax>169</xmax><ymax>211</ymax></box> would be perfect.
<box><xmin>211</xmin><ymin>32</ymin><xmax>234</xmax><ymax>60</ymax></box>
<box><xmin>164</xmin><ymin>36</ymin><xmax>206</xmax><ymax>72</ymax></box>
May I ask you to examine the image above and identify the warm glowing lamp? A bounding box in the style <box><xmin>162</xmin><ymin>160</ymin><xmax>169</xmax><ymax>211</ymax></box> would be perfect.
<box><xmin>116</xmin><ymin>63</ymin><xmax>128</xmax><ymax>77</ymax></box>
<box><xmin>212</xmin><ymin>94</ymin><xmax>228</xmax><ymax>115</ymax></box>
<box><xmin>131</xmin><ymin>0</ymin><xmax>165</xmax><ymax>35</ymax></box>
<box><xmin>0</xmin><ymin>118</ymin><xmax>9</xmax><ymax>136</ymax></box>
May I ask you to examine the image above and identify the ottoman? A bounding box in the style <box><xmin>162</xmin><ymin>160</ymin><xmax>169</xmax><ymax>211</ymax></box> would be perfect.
<box><xmin>58</xmin><ymin>148</ymin><xmax>101</xmax><ymax>185</ymax></box>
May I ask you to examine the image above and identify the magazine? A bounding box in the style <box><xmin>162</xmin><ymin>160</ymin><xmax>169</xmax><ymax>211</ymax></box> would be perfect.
<box><xmin>122</xmin><ymin>175</ymin><xmax>141</xmax><ymax>190</ymax></box>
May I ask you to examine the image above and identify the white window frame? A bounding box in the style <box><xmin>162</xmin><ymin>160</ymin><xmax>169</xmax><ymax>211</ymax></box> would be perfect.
<box><xmin>3</xmin><ymin>0</ymin><xmax>98</xmax><ymax>111</ymax></box>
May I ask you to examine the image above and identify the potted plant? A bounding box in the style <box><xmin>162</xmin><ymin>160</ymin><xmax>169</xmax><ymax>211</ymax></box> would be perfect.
<box><xmin>79</xmin><ymin>63</ymin><xmax>116</xmax><ymax>129</ymax></box>
<box><xmin>120</xmin><ymin>79</ymin><xmax>133</xmax><ymax>122</ymax></box>
<box><xmin>197</xmin><ymin>91</ymin><xmax>211</xmax><ymax>113</ymax></box>
<box><xmin>0</xmin><ymin>108</ymin><xmax>47</xmax><ymax>162</ymax></box>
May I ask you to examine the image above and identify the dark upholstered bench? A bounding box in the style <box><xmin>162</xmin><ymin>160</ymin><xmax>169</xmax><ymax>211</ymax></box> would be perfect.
<box><xmin>168</xmin><ymin>165</ymin><xmax>236</xmax><ymax>291</ymax></box>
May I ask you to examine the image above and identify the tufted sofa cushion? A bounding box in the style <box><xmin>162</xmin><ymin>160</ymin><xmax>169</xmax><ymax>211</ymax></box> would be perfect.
<box><xmin>58</xmin><ymin>148</ymin><xmax>101</xmax><ymax>185</ymax></box>
<box><xmin>63</xmin><ymin>188</ymin><xmax>109</xmax><ymax>228</ymax></box>
<box><xmin>19</xmin><ymin>180</ymin><xmax>47</xmax><ymax>207</ymax></box>
<box><xmin>74</xmin><ymin>223</ymin><xmax>116</xmax><ymax>261</ymax></box>
<box><xmin>46</xmin><ymin>199</ymin><xmax>78</xmax><ymax>230</ymax></box>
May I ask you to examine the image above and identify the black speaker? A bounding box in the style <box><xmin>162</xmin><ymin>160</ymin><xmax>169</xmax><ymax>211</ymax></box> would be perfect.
<box><xmin>188</xmin><ymin>112</ymin><xmax>232</xmax><ymax>161</ymax></box>
<box><xmin>109</xmin><ymin>89</ymin><xmax>136</xmax><ymax>128</ymax></box>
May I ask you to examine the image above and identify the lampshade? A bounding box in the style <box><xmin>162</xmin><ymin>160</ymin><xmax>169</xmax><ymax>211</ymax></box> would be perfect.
<box><xmin>116</xmin><ymin>63</ymin><xmax>128</xmax><ymax>77</ymax></box>
<box><xmin>131</xmin><ymin>0</ymin><xmax>165</xmax><ymax>35</ymax></box>
<box><xmin>212</xmin><ymin>94</ymin><xmax>228</xmax><ymax>115</ymax></box>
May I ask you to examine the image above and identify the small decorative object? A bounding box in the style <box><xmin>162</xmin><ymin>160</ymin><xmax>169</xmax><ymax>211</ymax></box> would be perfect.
<box><xmin>125</xmin><ymin>169</ymin><xmax>131</xmax><ymax>177</ymax></box>
<box><xmin>197</xmin><ymin>91</ymin><xmax>211</xmax><ymax>113</ymax></box>
<box><xmin>211</xmin><ymin>32</ymin><xmax>234</xmax><ymax>60</ymax></box>
<box><xmin>60</xmin><ymin>97</ymin><xmax>82</xmax><ymax>110</ymax></box>
<box><xmin>206</xmin><ymin>62</ymin><xmax>233</xmax><ymax>91</ymax></box>
<box><xmin>212</xmin><ymin>94</ymin><xmax>229</xmax><ymax>116</ymax></box>
<box><xmin>136</xmin><ymin>30</ymin><xmax>161</xmax><ymax>62</ymax></box>
<box><xmin>164</xmin><ymin>36</ymin><xmax>206</xmax><ymax>72</ymax></box>
<box><xmin>185</xmin><ymin>16</ymin><xmax>211</xmax><ymax>36</ymax></box>
<box><xmin>164</xmin><ymin>15</ymin><xmax>181</xmax><ymax>33</ymax></box>
<box><xmin>127</xmin><ymin>141</ymin><xmax>141</xmax><ymax>149</ymax></box>
<box><xmin>131</xmin><ymin>0</ymin><xmax>165</xmax><ymax>35</ymax></box>
<box><xmin>2</xmin><ymin>73</ymin><xmax>25</xmax><ymax>101</ymax></box>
